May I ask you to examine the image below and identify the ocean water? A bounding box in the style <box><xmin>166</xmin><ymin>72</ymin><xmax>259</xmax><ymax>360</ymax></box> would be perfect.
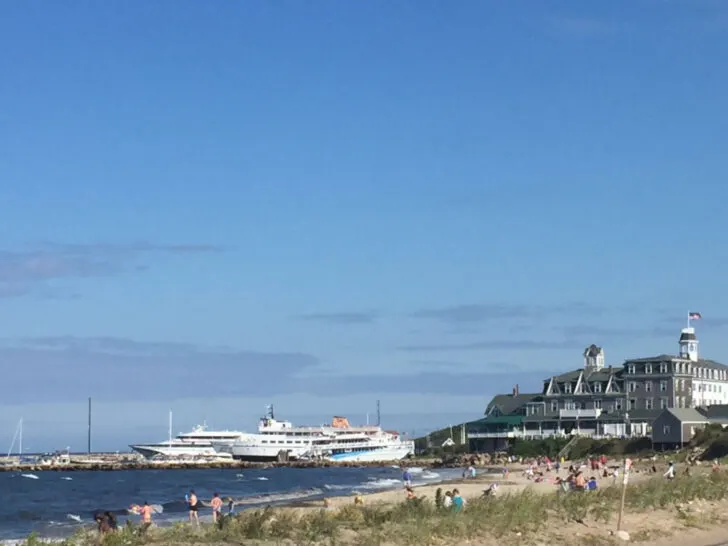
<box><xmin>0</xmin><ymin>465</ymin><xmax>458</xmax><ymax>541</ymax></box>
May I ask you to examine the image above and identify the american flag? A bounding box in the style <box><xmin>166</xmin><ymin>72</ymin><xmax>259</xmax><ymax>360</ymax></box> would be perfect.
<box><xmin>689</xmin><ymin>312</ymin><xmax>702</xmax><ymax>320</ymax></box>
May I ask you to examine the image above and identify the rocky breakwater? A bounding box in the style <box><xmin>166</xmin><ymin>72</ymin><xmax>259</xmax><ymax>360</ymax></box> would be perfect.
<box><xmin>0</xmin><ymin>458</ymin><xmax>430</xmax><ymax>473</ymax></box>
<box><xmin>431</xmin><ymin>453</ymin><xmax>509</xmax><ymax>468</ymax></box>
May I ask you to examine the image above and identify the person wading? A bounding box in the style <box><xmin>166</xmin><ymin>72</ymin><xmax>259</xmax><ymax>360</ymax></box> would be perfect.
<box><xmin>187</xmin><ymin>490</ymin><xmax>200</xmax><ymax>526</ymax></box>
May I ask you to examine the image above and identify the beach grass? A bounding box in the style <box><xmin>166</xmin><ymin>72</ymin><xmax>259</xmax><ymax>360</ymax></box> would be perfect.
<box><xmin>22</xmin><ymin>470</ymin><xmax>728</xmax><ymax>545</ymax></box>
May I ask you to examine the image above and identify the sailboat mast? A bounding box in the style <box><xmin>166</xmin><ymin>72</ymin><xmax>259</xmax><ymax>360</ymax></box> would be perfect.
<box><xmin>168</xmin><ymin>410</ymin><xmax>173</xmax><ymax>447</ymax></box>
<box><xmin>19</xmin><ymin>418</ymin><xmax>22</xmax><ymax>457</ymax></box>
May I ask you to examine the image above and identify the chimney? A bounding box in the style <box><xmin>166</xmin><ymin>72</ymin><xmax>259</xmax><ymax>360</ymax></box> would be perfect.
<box><xmin>512</xmin><ymin>384</ymin><xmax>520</xmax><ymax>396</ymax></box>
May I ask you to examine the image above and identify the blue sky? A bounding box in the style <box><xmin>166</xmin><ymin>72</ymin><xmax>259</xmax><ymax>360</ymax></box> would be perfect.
<box><xmin>1</xmin><ymin>1</ymin><xmax>728</xmax><ymax>452</ymax></box>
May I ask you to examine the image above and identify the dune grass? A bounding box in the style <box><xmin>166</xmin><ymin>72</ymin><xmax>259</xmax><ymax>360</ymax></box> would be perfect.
<box><xmin>22</xmin><ymin>471</ymin><xmax>728</xmax><ymax>545</ymax></box>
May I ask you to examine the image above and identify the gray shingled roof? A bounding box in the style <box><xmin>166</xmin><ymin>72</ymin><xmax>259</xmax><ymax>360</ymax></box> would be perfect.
<box><xmin>485</xmin><ymin>393</ymin><xmax>541</xmax><ymax>416</ymax></box>
<box><xmin>662</xmin><ymin>408</ymin><xmax>709</xmax><ymax>422</ymax></box>
<box><xmin>625</xmin><ymin>355</ymin><xmax>728</xmax><ymax>370</ymax></box>
<box><xmin>547</xmin><ymin>369</ymin><xmax>582</xmax><ymax>383</ymax></box>
<box><xmin>702</xmin><ymin>405</ymin><xmax>728</xmax><ymax>420</ymax></box>
<box><xmin>547</xmin><ymin>367</ymin><xmax>619</xmax><ymax>384</ymax></box>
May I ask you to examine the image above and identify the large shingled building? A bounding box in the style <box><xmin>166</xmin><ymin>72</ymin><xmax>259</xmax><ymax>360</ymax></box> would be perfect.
<box><xmin>467</xmin><ymin>325</ymin><xmax>728</xmax><ymax>452</ymax></box>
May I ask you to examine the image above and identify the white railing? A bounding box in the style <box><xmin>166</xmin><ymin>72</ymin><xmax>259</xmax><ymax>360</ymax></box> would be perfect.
<box><xmin>469</xmin><ymin>431</ymin><xmax>522</xmax><ymax>439</ymax></box>
<box><xmin>469</xmin><ymin>429</ymin><xmax>599</xmax><ymax>440</ymax></box>
<box><xmin>559</xmin><ymin>408</ymin><xmax>602</xmax><ymax>419</ymax></box>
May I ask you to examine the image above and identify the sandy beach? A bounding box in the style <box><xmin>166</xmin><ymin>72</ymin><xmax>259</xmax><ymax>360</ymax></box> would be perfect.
<box><xmin>320</xmin><ymin>462</ymin><xmax>650</xmax><ymax>509</ymax></box>
<box><xmin>284</xmin><ymin>461</ymin><xmax>728</xmax><ymax>545</ymax></box>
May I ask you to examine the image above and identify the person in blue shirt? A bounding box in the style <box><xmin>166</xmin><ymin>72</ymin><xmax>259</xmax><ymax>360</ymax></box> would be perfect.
<box><xmin>451</xmin><ymin>489</ymin><xmax>465</xmax><ymax>512</ymax></box>
<box><xmin>402</xmin><ymin>468</ymin><xmax>413</xmax><ymax>487</ymax></box>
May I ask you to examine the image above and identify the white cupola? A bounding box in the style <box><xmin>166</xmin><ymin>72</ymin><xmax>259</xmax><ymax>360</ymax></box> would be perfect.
<box><xmin>679</xmin><ymin>327</ymin><xmax>699</xmax><ymax>362</ymax></box>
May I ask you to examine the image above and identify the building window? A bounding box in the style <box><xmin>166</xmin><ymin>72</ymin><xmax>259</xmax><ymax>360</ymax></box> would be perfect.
<box><xmin>564</xmin><ymin>383</ymin><xmax>572</xmax><ymax>394</ymax></box>
<box><xmin>645</xmin><ymin>381</ymin><xmax>653</xmax><ymax>392</ymax></box>
<box><xmin>551</xmin><ymin>401</ymin><xmax>558</xmax><ymax>412</ymax></box>
<box><xmin>645</xmin><ymin>363</ymin><xmax>652</xmax><ymax>374</ymax></box>
<box><xmin>628</xmin><ymin>364</ymin><xmax>636</xmax><ymax>374</ymax></box>
<box><xmin>660</xmin><ymin>398</ymin><xmax>668</xmax><ymax>409</ymax></box>
<box><xmin>629</xmin><ymin>382</ymin><xmax>637</xmax><ymax>393</ymax></box>
<box><xmin>680</xmin><ymin>379</ymin><xmax>686</xmax><ymax>391</ymax></box>
<box><xmin>594</xmin><ymin>399</ymin><xmax>602</xmax><ymax>409</ymax></box>
<box><xmin>660</xmin><ymin>362</ymin><xmax>668</xmax><ymax>374</ymax></box>
<box><xmin>628</xmin><ymin>399</ymin><xmax>637</xmax><ymax>410</ymax></box>
<box><xmin>564</xmin><ymin>399</ymin><xmax>575</xmax><ymax>410</ymax></box>
<box><xmin>645</xmin><ymin>398</ymin><xmax>654</xmax><ymax>410</ymax></box>
<box><xmin>663</xmin><ymin>425</ymin><xmax>671</xmax><ymax>435</ymax></box>
<box><xmin>594</xmin><ymin>382</ymin><xmax>602</xmax><ymax>393</ymax></box>
<box><xmin>660</xmin><ymin>380</ymin><xmax>667</xmax><ymax>392</ymax></box>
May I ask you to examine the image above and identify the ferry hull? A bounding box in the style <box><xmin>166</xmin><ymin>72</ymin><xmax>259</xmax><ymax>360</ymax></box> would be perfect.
<box><xmin>227</xmin><ymin>445</ymin><xmax>310</xmax><ymax>462</ymax></box>
<box><xmin>324</xmin><ymin>444</ymin><xmax>415</xmax><ymax>463</ymax></box>
<box><xmin>129</xmin><ymin>444</ymin><xmax>231</xmax><ymax>459</ymax></box>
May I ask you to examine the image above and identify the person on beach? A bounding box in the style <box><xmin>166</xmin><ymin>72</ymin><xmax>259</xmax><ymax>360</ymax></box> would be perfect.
<box><xmin>211</xmin><ymin>492</ymin><xmax>223</xmax><ymax>523</ymax></box>
<box><xmin>451</xmin><ymin>489</ymin><xmax>465</xmax><ymax>512</ymax></box>
<box><xmin>140</xmin><ymin>502</ymin><xmax>153</xmax><ymax>526</ymax></box>
<box><xmin>131</xmin><ymin>501</ymin><xmax>153</xmax><ymax>535</ymax></box>
<box><xmin>443</xmin><ymin>490</ymin><xmax>453</xmax><ymax>508</ymax></box>
<box><xmin>104</xmin><ymin>511</ymin><xmax>118</xmax><ymax>531</ymax></box>
<box><xmin>402</xmin><ymin>468</ymin><xmax>413</xmax><ymax>488</ymax></box>
<box><xmin>94</xmin><ymin>513</ymin><xmax>112</xmax><ymax>535</ymax></box>
<box><xmin>664</xmin><ymin>462</ymin><xmax>675</xmax><ymax>480</ymax></box>
<box><xmin>227</xmin><ymin>497</ymin><xmax>235</xmax><ymax>515</ymax></box>
<box><xmin>187</xmin><ymin>490</ymin><xmax>200</xmax><ymax>526</ymax></box>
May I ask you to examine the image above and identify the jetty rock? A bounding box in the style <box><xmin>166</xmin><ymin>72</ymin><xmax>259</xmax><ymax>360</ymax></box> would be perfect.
<box><xmin>0</xmin><ymin>457</ymin><xmax>432</xmax><ymax>473</ymax></box>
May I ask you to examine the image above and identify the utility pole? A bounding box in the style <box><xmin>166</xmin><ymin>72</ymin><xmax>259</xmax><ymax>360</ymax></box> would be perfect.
<box><xmin>87</xmin><ymin>397</ymin><xmax>92</xmax><ymax>454</ymax></box>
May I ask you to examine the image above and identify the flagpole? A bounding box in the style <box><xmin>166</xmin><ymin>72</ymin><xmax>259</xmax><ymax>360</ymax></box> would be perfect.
<box><xmin>687</xmin><ymin>311</ymin><xmax>691</xmax><ymax>329</ymax></box>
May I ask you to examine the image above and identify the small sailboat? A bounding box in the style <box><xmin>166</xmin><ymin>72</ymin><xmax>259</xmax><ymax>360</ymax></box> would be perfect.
<box><xmin>6</xmin><ymin>418</ymin><xmax>23</xmax><ymax>459</ymax></box>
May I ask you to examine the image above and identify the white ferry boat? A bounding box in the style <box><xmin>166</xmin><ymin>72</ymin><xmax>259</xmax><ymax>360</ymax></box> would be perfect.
<box><xmin>216</xmin><ymin>407</ymin><xmax>414</xmax><ymax>463</ymax></box>
<box><xmin>130</xmin><ymin>424</ymin><xmax>248</xmax><ymax>459</ymax></box>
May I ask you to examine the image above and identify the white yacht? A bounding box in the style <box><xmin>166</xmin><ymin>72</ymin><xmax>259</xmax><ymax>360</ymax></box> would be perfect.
<box><xmin>130</xmin><ymin>424</ymin><xmax>248</xmax><ymax>459</ymax></box>
<box><xmin>216</xmin><ymin>407</ymin><xmax>414</xmax><ymax>463</ymax></box>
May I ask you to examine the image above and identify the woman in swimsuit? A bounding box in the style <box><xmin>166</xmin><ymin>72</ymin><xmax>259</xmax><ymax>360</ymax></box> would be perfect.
<box><xmin>187</xmin><ymin>490</ymin><xmax>199</xmax><ymax>526</ymax></box>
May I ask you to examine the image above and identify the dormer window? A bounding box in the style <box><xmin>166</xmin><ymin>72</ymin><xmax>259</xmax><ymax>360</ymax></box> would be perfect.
<box><xmin>659</xmin><ymin>362</ymin><xmax>668</xmax><ymax>374</ymax></box>
<box><xmin>628</xmin><ymin>364</ymin><xmax>636</xmax><ymax>374</ymax></box>
<box><xmin>593</xmin><ymin>382</ymin><xmax>602</xmax><ymax>393</ymax></box>
<box><xmin>645</xmin><ymin>363</ymin><xmax>652</xmax><ymax>374</ymax></box>
<box><xmin>564</xmin><ymin>383</ymin><xmax>572</xmax><ymax>394</ymax></box>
